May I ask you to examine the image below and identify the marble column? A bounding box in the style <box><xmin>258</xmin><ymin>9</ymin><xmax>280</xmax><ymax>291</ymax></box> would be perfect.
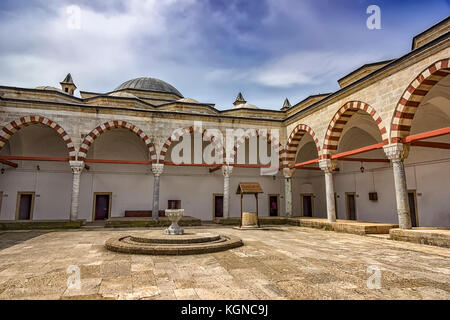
<box><xmin>283</xmin><ymin>168</ymin><xmax>294</xmax><ymax>217</ymax></box>
<box><xmin>383</xmin><ymin>143</ymin><xmax>412</xmax><ymax>229</ymax></box>
<box><xmin>69</xmin><ymin>161</ymin><xmax>84</xmax><ymax>221</ymax></box>
<box><xmin>222</xmin><ymin>165</ymin><xmax>233</xmax><ymax>219</ymax></box>
<box><xmin>152</xmin><ymin>164</ymin><xmax>164</xmax><ymax>220</ymax></box>
<box><xmin>319</xmin><ymin>159</ymin><xmax>337</xmax><ymax>222</ymax></box>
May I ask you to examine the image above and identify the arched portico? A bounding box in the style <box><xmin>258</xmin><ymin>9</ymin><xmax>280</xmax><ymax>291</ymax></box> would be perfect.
<box><xmin>227</xmin><ymin>129</ymin><xmax>281</xmax><ymax>165</ymax></box>
<box><xmin>318</xmin><ymin>102</ymin><xmax>389</xmax><ymax>222</ymax></box>
<box><xmin>323</xmin><ymin>101</ymin><xmax>388</xmax><ymax>158</ymax></box>
<box><xmin>78</xmin><ymin>120</ymin><xmax>156</xmax><ymax>162</ymax></box>
<box><xmin>390</xmin><ymin>58</ymin><xmax>450</xmax><ymax>142</ymax></box>
<box><xmin>0</xmin><ymin>116</ymin><xmax>75</xmax><ymax>221</ymax></box>
<box><xmin>0</xmin><ymin>116</ymin><xmax>75</xmax><ymax>160</ymax></box>
<box><xmin>159</xmin><ymin>126</ymin><xmax>216</xmax><ymax>164</ymax></box>
<box><xmin>386</xmin><ymin>58</ymin><xmax>450</xmax><ymax>229</ymax></box>
<box><xmin>285</xmin><ymin>124</ymin><xmax>321</xmax><ymax>166</ymax></box>
<box><xmin>283</xmin><ymin>124</ymin><xmax>321</xmax><ymax>217</ymax></box>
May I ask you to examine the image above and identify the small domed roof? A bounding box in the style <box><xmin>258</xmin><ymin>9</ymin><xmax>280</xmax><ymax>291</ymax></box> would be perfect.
<box><xmin>109</xmin><ymin>91</ymin><xmax>137</xmax><ymax>98</ymax></box>
<box><xmin>178</xmin><ymin>97</ymin><xmax>199</xmax><ymax>103</ymax></box>
<box><xmin>36</xmin><ymin>86</ymin><xmax>62</xmax><ymax>92</ymax></box>
<box><xmin>114</xmin><ymin>77</ymin><xmax>183</xmax><ymax>97</ymax></box>
<box><xmin>232</xmin><ymin>102</ymin><xmax>259</xmax><ymax>109</ymax></box>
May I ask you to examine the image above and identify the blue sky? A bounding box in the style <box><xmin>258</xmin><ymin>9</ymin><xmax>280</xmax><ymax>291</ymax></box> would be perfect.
<box><xmin>0</xmin><ymin>0</ymin><xmax>448</xmax><ymax>109</ymax></box>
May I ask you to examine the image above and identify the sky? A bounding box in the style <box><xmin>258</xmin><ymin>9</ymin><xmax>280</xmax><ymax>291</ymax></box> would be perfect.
<box><xmin>0</xmin><ymin>0</ymin><xmax>448</xmax><ymax>110</ymax></box>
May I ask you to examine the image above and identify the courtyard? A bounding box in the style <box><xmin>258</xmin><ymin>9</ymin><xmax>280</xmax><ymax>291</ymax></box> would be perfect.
<box><xmin>0</xmin><ymin>225</ymin><xmax>449</xmax><ymax>300</ymax></box>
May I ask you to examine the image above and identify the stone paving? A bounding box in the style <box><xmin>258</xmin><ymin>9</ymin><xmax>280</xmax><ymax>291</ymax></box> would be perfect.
<box><xmin>0</xmin><ymin>226</ymin><xmax>449</xmax><ymax>300</ymax></box>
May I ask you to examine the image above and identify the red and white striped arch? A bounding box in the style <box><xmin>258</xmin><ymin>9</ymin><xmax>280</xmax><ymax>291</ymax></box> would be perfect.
<box><xmin>391</xmin><ymin>58</ymin><xmax>450</xmax><ymax>143</ymax></box>
<box><xmin>226</xmin><ymin>129</ymin><xmax>281</xmax><ymax>164</ymax></box>
<box><xmin>159</xmin><ymin>126</ymin><xmax>224</xmax><ymax>163</ymax></box>
<box><xmin>78</xmin><ymin>120</ymin><xmax>156</xmax><ymax>162</ymax></box>
<box><xmin>284</xmin><ymin>124</ymin><xmax>321</xmax><ymax>166</ymax></box>
<box><xmin>0</xmin><ymin>115</ymin><xmax>76</xmax><ymax>160</ymax></box>
<box><xmin>323</xmin><ymin>101</ymin><xmax>388</xmax><ymax>158</ymax></box>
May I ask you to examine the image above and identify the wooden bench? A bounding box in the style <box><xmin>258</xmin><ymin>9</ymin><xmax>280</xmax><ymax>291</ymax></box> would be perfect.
<box><xmin>124</xmin><ymin>210</ymin><xmax>165</xmax><ymax>217</ymax></box>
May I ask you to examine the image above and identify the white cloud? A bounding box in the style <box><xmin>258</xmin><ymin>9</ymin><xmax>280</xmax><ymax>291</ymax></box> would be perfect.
<box><xmin>0</xmin><ymin>0</ymin><xmax>201</xmax><ymax>92</ymax></box>
<box><xmin>205</xmin><ymin>50</ymin><xmax>384</xmax><ymax>89</ymax></box>
<box><xmin>0</xmin><ymin>0</ymin><xmax>426</xmax><ymax>109</ymax></box>
<box><xmin>252</xmin><ymin>50</ymin><xmax>386</xmax><ymax>88</ymax></box>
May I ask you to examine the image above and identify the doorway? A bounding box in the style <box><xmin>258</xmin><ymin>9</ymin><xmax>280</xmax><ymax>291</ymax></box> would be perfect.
<box><xmin>346</xmin><ymin>192</ymin><xmax>357</xmax><ymax>220</ymax></box>
<box><xmin>268</xmin><ymin>195</ymin><xmax>279</xmax><ymax>217</ymax></box>
<box><xmin>93</xmin><ymin>193</ymin><xmax>111</xmax><ymax>221</ymax></box>
<box><xmin>301</xmin><ymin>194</ymin><xmax>313</xmax><ymax>217</ymax></box>
<box><xmin>213</xmin><ymin>194</ymin><xmax>224</xmax><ymax>219</ymax></box>
<box><xmin>334</xmin><ymin>193</ymin><xmax>338</xmax><ymax>219</ymax></box>
<box><xmin>408</xmin><ymin>190</ymin><xmax>418</xmax><ymax>227</ymax></box>
<box><xmin>16</xmin><ymin>192</ymin><xmax>35</xmax><ymax>220</ymax></box>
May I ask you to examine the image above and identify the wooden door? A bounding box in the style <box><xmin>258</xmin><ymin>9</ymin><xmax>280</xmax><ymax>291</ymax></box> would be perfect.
<box><xmin>95</xmin><ymin>194</ymin><xmax>110</xmax><ymax>220</ymax></box>
<box><xmin>302</xmin><ymin>195</ymin><xmax>313</xmax><ymax>217</ymax></box>
<box><xmin>214</xmin><ymin>195</ymin><xmax>224</xmax><ymax>218</ymax></box>
<box><xmin>18</xmin><ymin>194</ymin><xmax>33</xmax><ymax>220</ymax></box>
<box><xmin>346</xmin><ymin>193</ymin><xmax>357</xmax><ymax>220</ymax></box>
<box><xmin>334</xmin><ymin>193</ymin><xmax>338</xmax><ymax>219</ymax></box>
<box><xmin>408</xmin><ymin>191</ymin><xmax>418</xmax><ymax>227</ymax></box>
<box><xmin>269</xmin><ymin>195</ymin><xmax>278</xmax><ymax>216</ymax></box>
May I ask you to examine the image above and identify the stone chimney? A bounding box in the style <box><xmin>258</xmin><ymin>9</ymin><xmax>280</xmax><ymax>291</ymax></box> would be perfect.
<box><xmin>233</xmin><ymin>92</ymin><xmax>246</xmax><ymax>107</ymax></box>
<box><xmin>60</xmin><ymin>73</ymin><xmax>77</xmax><ymax>96</ymax></box>
<box><xmin>281</xmin><ymin>98</ymin><xmax>291</xmax><ymax>111</ymax></box>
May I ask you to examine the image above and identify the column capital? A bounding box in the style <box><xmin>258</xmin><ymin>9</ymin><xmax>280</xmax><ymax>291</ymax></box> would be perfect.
<box><xmin>319</xmin><ymin>159</ymin><xmax>337</xmax><ymax>173</ymax></box>
<box><xmin>222</xmin><ymin>165</ymin><xmax>233</xmax><ymax>177</ymax></box>
<box><xmin>283</xmin><ymin>168</ymin><xmax>294</xmax><ymax>178</ymax></box>
<box><xmin>151</xmin><ymin>163</ymin><xmax>164</xmax><ymax>176</ymax></box>
<box><xmin>69</xmin><ymin>160</ymin><xmax>84</xmax><ymax>174</ymax></box>
<box><xmin>383</xmin><ymin>143</ymin><xmax>409</xmax><ymax>161</ymax></box>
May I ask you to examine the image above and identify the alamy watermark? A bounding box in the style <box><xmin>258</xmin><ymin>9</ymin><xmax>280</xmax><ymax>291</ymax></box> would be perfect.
<box><xmin>66</xmin><ymin>5</ymin><xmax>81</xmax><ymax>30</ymax></box>
<box><xmin>168</xmin><ymin>121</ymin><xmax>280</xmax><ymax>175</ymax></box>
<box><xmin>366</xmin><ymin>5</ymin><xmax>381</xmax><ymax>30</ymax></box>
<box><xmin>66</xmin><ymin>265</ymin><xmax>81</xmax><ymax>290</ymax></box>
<box><xmin>366</xmin><ymin>265</ymin><xmax>381</xmax><ymax>289</ymax></box>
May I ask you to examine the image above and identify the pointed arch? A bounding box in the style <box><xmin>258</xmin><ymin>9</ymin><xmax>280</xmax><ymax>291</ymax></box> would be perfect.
<box><xmin>226</xmin><ymin>129</ymin><xmax>281</xmax><ymax>165</ymax></box>
<box><xmin>0</xmin><ymin>115</ymin><xmax>76</xmax><ymax>160</ymax></box>
<box><xmin>78</xmin><ymin>120</ymin><xmax>156</xmax><ymax>162</ymax></box>
<box><xmin>322</xmin><ymin>101</ymin><xmax>388</xmax><ymax>158</ymax></box>
<box><xmin>391</xmin><ymin>58</ymin><xmax>450</xmax><ymax>142</ymax></box>
<box><xmin>159</xmin><ymin>126</ymin><xmax>224</xmax><ymax>164</ymax></box>
<box><xmin>284</xmin><ymin>124</ymin><xmax>321</xmax><ymax>166</ymax></box>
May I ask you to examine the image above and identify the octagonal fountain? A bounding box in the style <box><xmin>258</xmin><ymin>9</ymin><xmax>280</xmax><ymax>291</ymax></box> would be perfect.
<box><xmin>105</xmin><ymin>209</ymin><xmax>243</xmax><ymax>255</ymax></box>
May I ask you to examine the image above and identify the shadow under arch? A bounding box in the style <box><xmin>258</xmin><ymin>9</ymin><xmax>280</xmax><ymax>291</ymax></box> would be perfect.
<box><xmin>78</xmin><ymin>120</ymin><xmax>156</xmax><ymax>163</ymax></box>
<box><xmin>0</xmin><ymin>115</ymin><xmax>76</xmax><ymax>160</ymax></box>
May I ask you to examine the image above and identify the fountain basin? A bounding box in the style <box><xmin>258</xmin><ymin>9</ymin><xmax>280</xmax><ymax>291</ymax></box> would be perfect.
<box><xmin>105</xmin><ymin>231</ymin><xmax>243</xmax><ymax>255</ymax></box>
<box><xmin>164</xmin><ymin>209</ymin><xmax>184</xmax><ymax>235</ymax></box>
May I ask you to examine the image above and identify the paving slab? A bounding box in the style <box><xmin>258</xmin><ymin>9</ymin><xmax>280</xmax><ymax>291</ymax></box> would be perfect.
<box><xmin>0</xmin><ymin>226</ymin><xmax>448</xmax><ymax>300</ymax></box>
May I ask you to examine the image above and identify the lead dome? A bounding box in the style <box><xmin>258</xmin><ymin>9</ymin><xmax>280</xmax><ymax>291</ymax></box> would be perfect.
<box><xmin>114</xmin><ymin>77</ymin><xmax>183</xmax><ymax>98</ymax></box>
